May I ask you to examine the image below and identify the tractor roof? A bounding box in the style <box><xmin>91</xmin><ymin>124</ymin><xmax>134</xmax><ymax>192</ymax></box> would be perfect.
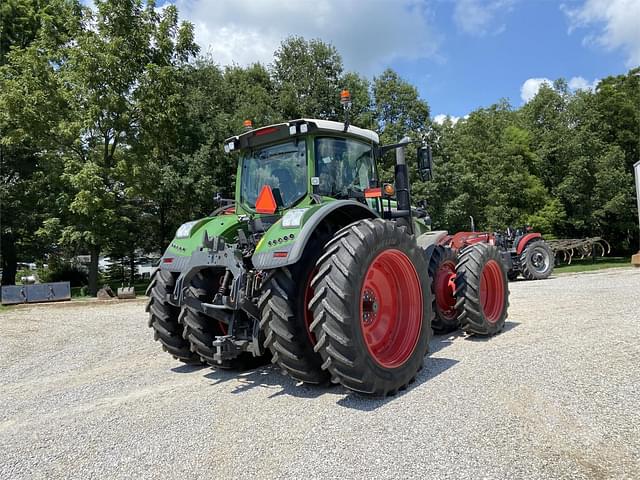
<box><xmin>224</xmin><ymin>118</ymin><xmax>379</xmax><ymax>153</ymax></box>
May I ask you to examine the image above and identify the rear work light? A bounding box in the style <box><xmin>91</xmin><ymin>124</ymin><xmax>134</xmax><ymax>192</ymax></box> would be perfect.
<box><xmin>364</xmin><ymin>187</ymin><xmax>382</xmax><ymax>198</ymax></box>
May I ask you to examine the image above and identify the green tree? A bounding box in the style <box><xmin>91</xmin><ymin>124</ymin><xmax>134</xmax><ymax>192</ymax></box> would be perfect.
<box><xmin>271</xmin><ymin>36</ymin><xmax>343</xmax><ymax>120</ymax></box>
<box><xmin>37</xmin><ymin>0</ymin><xmax>198</xmax><ymax>294</ymax></box>
<box><xmin>373</xmin><ymin>69</ymin><xmax>430</xmax><ymax>144</ymax></box>
<box><xmin>372</xmin><ymin>68</ymin><xmax>430</xmax><ymax>192</ymax></box>
<box><xmin>0</xmin><ymin>0</ymin><xmax>81</xmax><ymax>286</ymax></box>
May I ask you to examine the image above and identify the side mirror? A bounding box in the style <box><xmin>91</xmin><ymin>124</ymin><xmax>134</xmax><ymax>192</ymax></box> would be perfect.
<box><xmin>417</xmin><ymin>145</ymin><xmax>433</xmax><ymax>181</ymax></box>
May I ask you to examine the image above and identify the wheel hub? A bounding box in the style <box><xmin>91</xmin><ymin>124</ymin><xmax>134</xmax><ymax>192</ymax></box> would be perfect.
<box><xmin>434</xmin><ymin>260</ymin><xmax>457</xmax><ymax>319</ymax></box>
<box><xmin>359</xmin><ymin>249</ymin><xmax>423</xmax><ymax>369</ymax></box>
<box><xmin>531</xmin><ymin>249</ymin><xmax>549</xmax><ymax>273</ymax></box>
<box><xmin>362</xmin><ymin>288</ymin><xmax>379</xmax><ymax>325</ymax></box>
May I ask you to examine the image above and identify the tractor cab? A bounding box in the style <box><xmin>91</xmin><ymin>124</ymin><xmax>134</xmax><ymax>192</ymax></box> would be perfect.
<box><xmin>224</xmin><ymin>116</ymin><xmax>431</xmax><ymax>238</ymax></box>
<box><xmin>225</xmin><ymin>118</ymin><xmax>380</xmax><ymax>215</ymax></box>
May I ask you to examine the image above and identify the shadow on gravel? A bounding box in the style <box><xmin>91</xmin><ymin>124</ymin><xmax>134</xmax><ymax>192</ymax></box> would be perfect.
<box><xmin>335</xmin><ymin>321</ymin><xmax>522</xmax><ymax>411</ymax></box>
<box><xmin>172</xmin><ymin>321</ymin><xmax>520</xmax><ymax>409</ymax></box>
<box><xmin>426</xmin><ymin>320</ymin><xmax>519</xmax><ymax>355</ymax></box>
<box><xmin>336</xmin><ymin>356</ymin><xmax>459</xmax><ymax>411</ymax></box>
<box><xmin>462</xmin><ymin>320</ymin><xmax>521</xmax><ymax>342</ymax></box>
<box><xmin>203</xmin><ymin>364</ymin><xmax>345</xmax><ymax>399</ymax></box>
<box><xmin>171</xmin><ymin>364</ymin><xmax>209</xmax><ymax>374</ymax></box>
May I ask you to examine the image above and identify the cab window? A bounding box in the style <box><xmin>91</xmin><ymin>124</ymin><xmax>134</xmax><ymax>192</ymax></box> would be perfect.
<box><xmin>240</xmin><ymin>140</ymin><xmax>307</xmax><ymax>209</ymax></box>
<box><xmin>314</xmin><ymin>137</ymin><xmax>375</xmax><ymax>198</ymax></box>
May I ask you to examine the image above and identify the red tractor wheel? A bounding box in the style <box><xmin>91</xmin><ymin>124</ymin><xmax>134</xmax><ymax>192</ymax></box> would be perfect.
<box><xmin>428</xmin><ymin>246</ymin><xmax>459</xmax><ymax>334</ymax></box>
<box><xmin>310</xmin><ymin>219</ymin><xmax>432</xmax><ymax>396</ymax></box>
<box><xmin>455</xmin><ymin>243</ymin><xmax>509</xmax><ymax>336</ymax></box>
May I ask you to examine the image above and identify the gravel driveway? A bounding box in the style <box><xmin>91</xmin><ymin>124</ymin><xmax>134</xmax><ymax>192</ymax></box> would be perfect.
<box><xmin>1</xmin><ymin>268</ymin><xmax>639</xmax><ymax>479</ymax></box>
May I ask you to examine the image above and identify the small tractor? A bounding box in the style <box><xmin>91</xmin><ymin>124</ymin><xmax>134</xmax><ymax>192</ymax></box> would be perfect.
<box><xmin>146</xmin><ymin>91</ymin><xmax>510</xmax><ymax>396</ymax></box>
<box><xmin>495</xmin><ymin>226</ymin><xmax>555</xmax><ymax>281</ymax></box>
<box><xmin>437</xmin><ymin>225</ymin><xmax>554</xmax><ymax>283</ymax></box>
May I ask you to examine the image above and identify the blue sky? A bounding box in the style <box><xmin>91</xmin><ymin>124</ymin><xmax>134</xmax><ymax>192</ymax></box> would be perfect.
<box><xmin>165</xmin><ymin>0</ymin><xmax>639</xmax><ymax>121</ymax></box>
<box><xmin>403</xmin><ymin>0</ymin><xmax>631</xmax><ymax>119</ymax></box>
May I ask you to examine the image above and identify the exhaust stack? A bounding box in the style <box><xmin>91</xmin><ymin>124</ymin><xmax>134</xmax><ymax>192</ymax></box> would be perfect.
<box><xmin>395</xmin><ymin>136</ymin><xmax>412</xmax><ymax>232</ymax></box>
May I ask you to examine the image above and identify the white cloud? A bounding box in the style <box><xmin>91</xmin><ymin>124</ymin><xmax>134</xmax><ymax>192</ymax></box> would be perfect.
<box><xmin>453</xmin><ymin>0</ymin><xmax>515</xmax><ymax>36</ymax></box>
<box><xmin>564</xmin><ymin>0</ymin><xmax>640</xmax><ymax>67</ymax></box>
<box><xmin>173</xmin><ymin>0</ymin><xmax>440</xmax><ymax>74</ymax></box>
<box><xmin>520</xmin><ymin>75</ymin><xmax>600</xmax><ymax>103</ymax></box>
<box><xmin>568</xmin><ymin>75</ymin><xmax>599</xmax><ymax>91</ymax></box>
<box><xmin>434</xmin><ymin>114</ymin><xmax>461</xmax><ymax>125</ymax></box>
<box><xmin>520</xmin><ymin>77</ymin><xmax>552</xmax><ymax>103</ymax></box>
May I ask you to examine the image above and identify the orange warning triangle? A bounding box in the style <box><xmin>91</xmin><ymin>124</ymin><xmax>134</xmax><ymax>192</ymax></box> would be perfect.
<box><xmin>255</xmin><ymin>185</ymin><xmax>277</xmax><ymax>214</ymax></box>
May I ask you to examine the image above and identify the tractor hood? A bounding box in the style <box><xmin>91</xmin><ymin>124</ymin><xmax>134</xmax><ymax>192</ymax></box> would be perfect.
<box><xmin>165</xmin><ymin>213</ymin><xmax>244</xmax><ymax>259</ymax></box>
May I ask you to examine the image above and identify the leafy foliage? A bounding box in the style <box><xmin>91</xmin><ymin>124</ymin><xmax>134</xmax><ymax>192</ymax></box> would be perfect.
<box><xmin>0</xmin><ymin>1</ymin><xmax>638</xmax><ymax>292</ymax></box>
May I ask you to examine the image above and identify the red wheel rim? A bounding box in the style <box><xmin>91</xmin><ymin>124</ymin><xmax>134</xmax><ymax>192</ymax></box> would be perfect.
<box><xmin>360</xmin><ymin>249</ymin><xmax>423</xmax><ymax>368</ymax></box>
<box><xmin>434</xmin><ymin>260</ymin><xmax>457</xmax><ymax>319</ymax></box>
<box><xmin>303</xmin><ymin>269</ymin><xmax>317</xmax><ymax>345</ymax></box>
<box><xmin>479</xmin><ymin>260</ymin><xmax>505</xmax><ymax>323</ymax></box>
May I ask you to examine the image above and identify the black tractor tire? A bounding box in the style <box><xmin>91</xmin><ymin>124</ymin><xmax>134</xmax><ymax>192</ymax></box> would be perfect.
<box><xmin>146</xmin><ymin>269</ymin><xmax>202</xmax><ymax>364</ymax></box>
<box><xmin>309</xmin><ymin>219</ymin><xmax>432</xmax><ymax>396</ymax></box>
<box><xmin>428</xmin><ymin>245</ymin><xmax>459</xmax><ymax>334</ymax></box>
<box><xmin>455</xmin><ymin>243</ymin><xmax>509</xmax><ymax>336</ymax></box>
<box><xmin>259</xmin><ymin>240</ymin><xmax>330</xmax><ymax>384</ymax></box>
<box><xmin>520</xmin><ymin>240</ymin><xmax>554</xmax><ymax>280</ymax></box>
<box><xmin>507</xmin><ymin>270</ymin><xmax>519</xmax><ymax>281</ymax></box>
<box><xmin>182</xmin><ymin>271</ymin><xmax>263</xmax><ymax>369</ymax></box>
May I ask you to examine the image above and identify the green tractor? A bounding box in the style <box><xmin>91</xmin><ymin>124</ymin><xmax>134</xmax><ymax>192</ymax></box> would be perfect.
<box><xmin>146</xmin><ymin>93</ymin><xmax>509</xmax><ymax>396</ymax></box>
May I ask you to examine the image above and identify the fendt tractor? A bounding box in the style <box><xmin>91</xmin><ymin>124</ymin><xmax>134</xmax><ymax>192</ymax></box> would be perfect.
<box><xmin>146</xmin><ymin>91</ymin><xmax>510</xmax><ymax>396</ymax></box>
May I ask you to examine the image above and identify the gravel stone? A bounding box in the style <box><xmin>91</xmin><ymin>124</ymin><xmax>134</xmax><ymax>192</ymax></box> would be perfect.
<box><xmin>1</xmin><ymin>268</ymin><xmax>639</xmax><ymax>479</ymax></box>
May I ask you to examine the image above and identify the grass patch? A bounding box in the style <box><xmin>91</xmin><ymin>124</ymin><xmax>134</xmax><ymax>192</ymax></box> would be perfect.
<box><xmin>555</xmin><ymin>256</ymin><xmax>632</xmax><ymax>274</ymax></box>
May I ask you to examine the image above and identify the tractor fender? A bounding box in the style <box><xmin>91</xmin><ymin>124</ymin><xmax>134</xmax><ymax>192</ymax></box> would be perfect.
<box><xmin>416</xmin><ymin>230</ymin><xmax>449</xmax><ymax>262</ymax></box>
<box><xmin>516</xmin><ymin>233</ymin><xmax>542</xmax><ymax>255</ymax></box>
<box><xmin>252</xmin><ymin>200</ymin><xmax>377</xmax><ymax>270</ymax></box>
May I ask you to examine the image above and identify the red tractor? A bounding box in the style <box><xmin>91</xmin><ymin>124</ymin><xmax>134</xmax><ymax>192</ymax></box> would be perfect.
<box><xmin>427</xmin><ymin>225</ymin><xmax>553</xmax><ymax>334</ymax></box>
<box><xmin>494</xmin><ymin>226</ymin><xmax>555</xmax><ymax>281</ymax></box>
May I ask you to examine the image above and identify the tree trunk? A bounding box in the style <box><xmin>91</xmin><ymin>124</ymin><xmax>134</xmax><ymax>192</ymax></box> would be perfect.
<box><xmin>159</xmin><ymin>205</ymin><xmax>168</xmax><ymax>252</ymax></box>
<box><xmin>129</xmin><ymin>251</ymin><xmax>135</xmax><ymax>286</ymax></box>
<box><xmin>1</xmin><ymin>231</ymin><xmax>17</xmax><ymax>286</ymax></box>
<box><xmin>88</xmin><ymin>245</ymin><xmax>100</xmax><ymax>296</ymax></box>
